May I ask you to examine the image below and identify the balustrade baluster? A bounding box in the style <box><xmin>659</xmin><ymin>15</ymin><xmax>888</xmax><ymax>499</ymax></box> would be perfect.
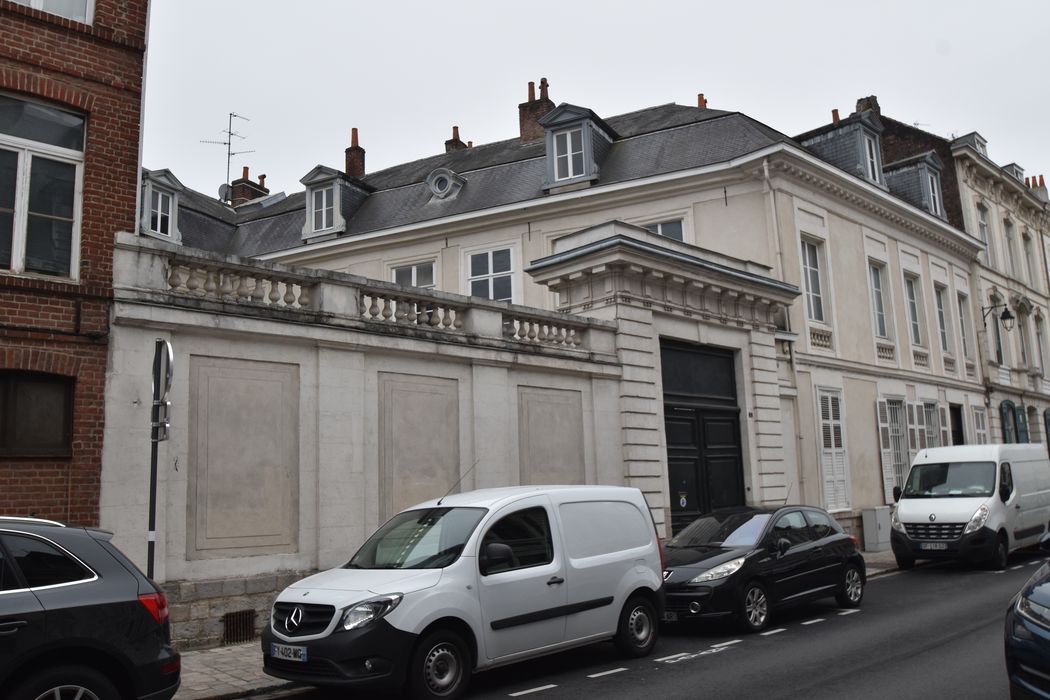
<box><xmin>204</xmin><ymin>268</ymin><xmax>218</xmax><ymax>296</ymax></box>
<box><xmin>367</xmin><ymin>294</ymin><xmax>380</xmax><ymax>319</ymax></box>
<box><xmin>381</xmin><ymin>296</ymin><xmax>393</xmax><ymax>320</ymax></box>
<box><xmin>395</xmin><ymin>299</ymin><xmax>408</xmax><ymax>323</ymax></box>
<box><xmin>219</xmin><ymin>271</ymin><xmax>234</xmax><ymax>297</ymax></box>
<box><xmin>298</xmin><ymin>285</ymin><xmax>312</xmax><ymax>308</ymax></box>
<box><xmin>268</xmin><ymin>278</ymin><xmax>282</xmax><ymax>304</ymax></box>
<box><xmin>283</xmin><ymin>282</ymin><xmax>296</xmax><ymax>306</ymax></box>
<box><xmin>452</xmin><ymin>308</ymin><xmax>463</xmax><ymax>329</ymax></box>
<box><xmin>166</xmin><ymin>264</ymin><xmax>183</xmax><ymax>290</ymax></box>
<box><xmin>235</xmin><ymin>274</ymin><xmax>250</xmax><ymax>299</ymax></box>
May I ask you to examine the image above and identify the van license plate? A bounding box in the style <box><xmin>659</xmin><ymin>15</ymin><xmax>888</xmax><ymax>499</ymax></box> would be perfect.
<box><xmin>662</xmin><ymin>611</ymin><xmax>678</xmax><ymax>622</ymax></box>
<box><xmin>271</xmin><ymin>643</ymin><xmax>307</xmax><ymax>662</ymax></box>
<box><xmin>919</xmin><ymin>542</ymin><xmax>948</xmax><ymax>551</ymax></box>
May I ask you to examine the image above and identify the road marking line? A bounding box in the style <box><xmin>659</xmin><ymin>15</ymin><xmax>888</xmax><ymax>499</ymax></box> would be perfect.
<box><xmin>1011</xmin><ymin>565</ymin><xmax>1024</xmax><ymax>570</ymax></box>
<box><xmin>992</xmin><ymin>570</ymin><xmax>1006</xmax><ymax>574</ymax></box>
<box><xmin>761</xmin><ymin>628</ymin><xmax>787</xmax><ymax>636</ymax></box>
<box><xmin>801</xmin><ymin>618</ymin><xmax>825</xmax><ymax>625</ymax></box>
<box><xmin>587</xmin><ymin>668</ymin><xmax>628</xmax><ymax>678</ymax></box>
<box><xmin>711</xmin><ymin>639</ymin><xmax>742</xmax><ymax>648</ymax></box>
<box><xmin>510</xmin><ymin>685</ymin><xmax>557</xmax><ymax>697</ymax></box>
<box><xmin>655</xmin><ymin>652</ymin><xmax>690</xmax><ymax>662</ymax></box>
<box><xmin>1027</xmin><ymin>561</ymin><xmax>1040</xmax><ymax>566</ymax></box>
<box><xmin>838</xmin><ymin>609</ymin><xmax>860</xmax><ymax>616</ymax></box>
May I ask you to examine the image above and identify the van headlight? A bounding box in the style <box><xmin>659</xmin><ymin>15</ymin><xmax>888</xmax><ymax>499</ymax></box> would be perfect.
<box><xmin>340</xmin><ymin>594</ymin><xmax>403</xmax><ymax>631</ymax></box>
<box><xmin>1018</xmin><ymin>594</ymin><xmax>1050</xmax><ymax>631</ymax></box>
<box><xmin>962</xmin><ymin>505</ymin><xmax>989</xmax><ymax>535</ymax></box>
<box><xmin>890</xmin><ymin>508</ymin><xmax>906</xmax><ymax>533</ymax></box>
<box><xmin>690</xmin><ymin>556</ymin><xmax>746</xmax><ymax>583</ymax></box>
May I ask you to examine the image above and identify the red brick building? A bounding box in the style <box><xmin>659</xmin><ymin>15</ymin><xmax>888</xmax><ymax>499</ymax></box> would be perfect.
<box><xmin>0</xmin><ymin>0</ymin><xmax>148</xmax><ymax>524</ymax></box>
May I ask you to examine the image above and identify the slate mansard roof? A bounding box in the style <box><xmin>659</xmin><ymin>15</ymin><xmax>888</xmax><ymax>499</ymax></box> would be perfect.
<box><xmin>155</xmin><ymin>102</ymin><xmax>797</xmax><ymax>258</ymax></box>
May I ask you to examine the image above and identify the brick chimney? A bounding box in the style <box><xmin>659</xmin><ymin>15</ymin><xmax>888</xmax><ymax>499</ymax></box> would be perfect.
<box><xmin>697</xmin><ymin>93</ymin><xmax>708</xmax><ymax>108</ymax></box>
<box><xmin>1035</xmin><ymin>174</ymin><xmax>1049</xmax><ymax>203</ymax></box>
<box><xmin>518</xmin><ymin>78</ymin><xmax>555</xmax><ymax>142</ymax></box>
<box><xmin>230</xmin><ymin>165</ymin><xmax>269</xmax><ymax>206</ymax></box>
<box><xmin>832</xmin><ymin>109</ymin><xmax>840</xmax><ymax>125</ymax></box>
<box><xmin>853</xmin><ymin>95</ymin><xmax>881</xmax><ymax>116</ymax></box>
<box><xmin>345</xmin><ymin>127</ymin><xmax>365</xmax><ymax>179</ymax></box>
<box><xmin>445</xmin><ymin>126</ymin><xmax>467</xmax><ymax>153</ymax></box>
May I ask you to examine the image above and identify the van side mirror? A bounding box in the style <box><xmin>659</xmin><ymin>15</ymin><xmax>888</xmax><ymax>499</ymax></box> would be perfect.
<box><xmin>479</xmin><ymin>542</ymin><xmax>514</xmax><ymax>575</ymax></box>
<box><xmin>893</xmin><ymin>486</ymin><xmax>902</xmax><ymax>502</ymax></box>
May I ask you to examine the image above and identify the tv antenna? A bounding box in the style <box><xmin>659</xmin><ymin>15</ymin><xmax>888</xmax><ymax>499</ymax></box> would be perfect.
<box><xmin>201</xmin><ymin>112</ymin><xmax>255</xmax><ymax>201</ymax></box>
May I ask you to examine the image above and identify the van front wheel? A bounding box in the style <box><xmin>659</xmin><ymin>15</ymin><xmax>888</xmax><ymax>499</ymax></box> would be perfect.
<box><xmin>409</xmin><ymin>629</ymin><xmax>470</xmax><ymax>700</ymax></box>
<box><xmin>991</xmin><ymin>532</ymin><xmax>1009</xmax><ymax>571</ymax></box>
<box><xmin>614</xmin><ymin>595</ymin><xmax>657</xmax><ymax>657</ymax></box>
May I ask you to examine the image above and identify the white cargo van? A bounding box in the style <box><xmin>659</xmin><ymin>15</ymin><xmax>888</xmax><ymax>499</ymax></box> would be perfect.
<box><xmin>891</xmin><ymin>444</ymin><xmax>1050</xmax><ymax>570</ymax></box>
<box><xmin>261</xmin><ymin>485</ymin><xmax>664</xmax><ymax>699</ymax></box>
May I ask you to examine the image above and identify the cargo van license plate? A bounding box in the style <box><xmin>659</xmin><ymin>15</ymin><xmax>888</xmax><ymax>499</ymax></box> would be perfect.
<box><xmin>919</xmin><ymin>542</ymin><xmax>948</xmax><ymax>551</ymax></box>
<box><xmin>271</xmin><ymin>643</ymin><xmax>307</xmax><ymax>662</ymax></box>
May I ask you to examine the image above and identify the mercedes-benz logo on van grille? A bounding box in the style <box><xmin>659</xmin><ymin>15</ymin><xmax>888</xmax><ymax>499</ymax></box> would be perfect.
<box><xmin>929</xmin><ymin>514</ymin><xmax>937</xmax><ymax>522</ymax></box>
<box><xmin>285</xmin><ymin>606</ymin><xmax>304</xmax><ymax>633</ymax></box>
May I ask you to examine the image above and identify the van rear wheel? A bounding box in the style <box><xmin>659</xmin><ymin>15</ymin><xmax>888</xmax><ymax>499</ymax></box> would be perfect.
<box><xmin>409</xmin><ymin>629</ymin><xmax>470</xmax><ymax>700</ymax></box>
<box><xmin>614</xmin><ymin>595</ymin><xmax>657</xmax><ymax>657</ymax></box>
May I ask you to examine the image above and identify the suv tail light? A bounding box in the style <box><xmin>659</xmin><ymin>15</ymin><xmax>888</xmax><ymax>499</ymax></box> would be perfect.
<box><xmin>139</xmin><ymin>591</ymin><xmax>169</xmax><ymax>625</ymax></box>
<box><xmin>849</xmin><ymin>535</ymin><xmax>859</xmax><ymax>549</ymax></box>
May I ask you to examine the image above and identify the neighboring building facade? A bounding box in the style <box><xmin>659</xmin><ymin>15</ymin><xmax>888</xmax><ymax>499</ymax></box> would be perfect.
<box><xmin>0</xmin><ymin>0</ymin><xmax>148</xmax><ymax>524</ymax></box>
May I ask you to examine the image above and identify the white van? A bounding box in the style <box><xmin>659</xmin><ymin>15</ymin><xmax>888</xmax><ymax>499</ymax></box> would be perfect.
<box><xmin>891</xmin><ymin>444</ymin><xmax>1050</xmax><ymax>570</ymax></box>
<box><xmin>261</xmin><ymin>485</ymin><xmax>664</xmax><ymax>699</ymax></box>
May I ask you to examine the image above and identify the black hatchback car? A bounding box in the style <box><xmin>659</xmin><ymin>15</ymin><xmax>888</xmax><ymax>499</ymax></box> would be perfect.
<box><xmin>1004</xmin><ymin>534</ymin><xmax>1050</xmax><ymax>699</ymax></box>
<box><xmin>0</xmin><ymin>516</ymin><xmax>180</xmax><ymax>700</ymax></box>
<box><xmin>662</xmin><ymin>506</ymin><xmax>865</xmax><ymax>632</ymax></box>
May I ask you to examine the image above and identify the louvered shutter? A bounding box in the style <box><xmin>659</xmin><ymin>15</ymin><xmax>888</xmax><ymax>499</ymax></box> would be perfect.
<box><xmin>939</xmin><ymin>405</ymin><xmax>951</xmax><ymax>446</ymax></box>
<box><xmin>819</xmin><ymin>390</ymin><xmax>850</xmax><ymax>511</ymax></box>
<box><xmin>906</xmin><ymin>402</ymin><xmax>918</xmax><ymax>464</ymax></box>
<box><xmin>915</xmin><ymin>402</ymin><xmax>927</xmax><ymax>449</ymax></box>
<box><xmin>877</xmin><ymin>400</ymin><xmax>896</xmax><ymax>503</ymax></box>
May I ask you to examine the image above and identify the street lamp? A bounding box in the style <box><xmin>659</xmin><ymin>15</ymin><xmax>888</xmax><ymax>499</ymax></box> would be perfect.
<box><xmin>982</xmin><ymin>303</ymin><xmax>1015</xmax><ymax>332</ymax></box>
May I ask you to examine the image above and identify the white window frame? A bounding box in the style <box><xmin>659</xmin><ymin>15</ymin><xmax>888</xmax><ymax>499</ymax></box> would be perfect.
<box><xmin>904</xmin><ymin>275</ymin><xmax>924</xmax><ymax>346</ymax></box>
<box><xmin>10</xmin><ymin>0</ymin><xmax>93</xmax><ymax>24</ymax></box>
<box><xmin>801</xmin><ymin>239</ymin><xmax>825</xmax><ymax>323</ymax></box>
<box><xmin>977</xmin><ymin>203</ymin><xmax>994</xmax><ymax>267</ymax></box>
<box><xmin>1019</xmin><ymin>314</ymin><xmax>1031</xmax><ymax>368</ymax></box>
<box><xmin>817</xmin><ymin>388</ymin><xmax>851</xmax><ymax>512</ymax></box>
<box><xmin>864</xmin><ymin>135</ymin><xmax>880</xmax><ymax>183</ymax></box>
<box><xmin>1</xmin><ymin>132</ymin><xmax>84</xmax><ymax>282</ymax></box>
<box><xmin>973</xmin><ymin>406</ymin><xmax>989</xmax><ymax>444</ymax></box>
<box><xmin>391</xmin><ymin>261</ymin><xmax>436</xmax><ymax>289</ymax></box>
<box><xmin>927</xmin><ymin>172</ymin><xmax>942</xmax><ymax>216</ymax></box>
<box><xmin>1024</xmin><ymin>233</ymin><xmax>1038</xmax><ymax>289</ymax></box>
<box><xmin>935</xmin><ymin>285</ymin><xmax>951</xmax><ymax>354</ymax></box>
<box><xmin>553</xmin><ymin>127</ymin><xmax>584</xmax><ymax>181</ymax></box>
<box><xmin>311</xmin><ymin>185</ymin><xmax>335</xmax><ymax>234</ymax></box>
<box><xmin>957</xmin><ymin>292</ymin><xmax>973</xmax><ymax>359</ymax></box>
<box><xmin>643</xmin><ymin>219</ymin><xmax>684</xmax><ymax>241</ymax></box>
<box><xmin>869</xmin><ymin>262</ymin><xmax>888</xmax><ymax>339</ymax></box>
<box><xmin>991</xmin><ymin>295</ymin><xmax>1006</xmax><ymax>366</ymax></box>
<box><xmin>1004</xmin><ymin>219</ymin><xmax>1019</xmax><ymax>278</ymax></box>
<box><xmin>465</xmin><ymin>246</ymin><xmax>515</xmax><ymax>302</ymax></box>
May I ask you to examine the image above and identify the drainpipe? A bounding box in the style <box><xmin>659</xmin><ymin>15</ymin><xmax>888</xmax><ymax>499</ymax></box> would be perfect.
<box><xmin>763</xmin><ymin>159</ymin><xmax>785</xmax><ymax>279</ymax></box>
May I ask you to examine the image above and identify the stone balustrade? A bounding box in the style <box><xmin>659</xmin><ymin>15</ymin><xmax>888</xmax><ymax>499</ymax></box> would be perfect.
<box><xmin>166</xmin><ymin>261</ymin><xmax>316</xmax><ymax>310</ymax></box>
<box><xmin>504</xmin><ymin>314</ymin><xmax>584</xmax><ymax>347</ymax></box>
<box><xmin>359</xmin><ymin>288</ymin><xmax>465</xmax><ymax>329</ymax></box>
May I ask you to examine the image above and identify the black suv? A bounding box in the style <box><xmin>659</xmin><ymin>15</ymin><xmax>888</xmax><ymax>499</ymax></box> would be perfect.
<box><xmin>0</xmin><ymin>516</ymin><xmax>180</xmax><ymax>700</ymax></box>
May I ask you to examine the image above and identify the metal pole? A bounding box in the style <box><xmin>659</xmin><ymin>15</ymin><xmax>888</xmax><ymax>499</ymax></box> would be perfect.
<box><xmin>147</xmin><ymin>338</ymin><xmax>162</xmax><ymax>579</ymax></box>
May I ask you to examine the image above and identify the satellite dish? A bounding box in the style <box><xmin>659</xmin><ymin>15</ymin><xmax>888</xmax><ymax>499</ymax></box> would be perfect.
<box><xmin>218</xmin><ymin>183</ymin><xmax>232</xmax><ymax>203</ymax></box>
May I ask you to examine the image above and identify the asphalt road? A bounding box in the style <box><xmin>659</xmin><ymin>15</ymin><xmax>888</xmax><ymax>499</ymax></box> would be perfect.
<box><xmin>277</xmin><ymin>550</ymin><xmax>1048</xmax><ymax>700</ymax></box>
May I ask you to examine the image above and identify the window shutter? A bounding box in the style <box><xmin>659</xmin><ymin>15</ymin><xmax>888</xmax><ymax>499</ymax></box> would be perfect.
<box><xmin>1016</xmin><ymin>406</ymin><xmax>1030</xmax><ymax>443</ymax></box>
<box><xmin>819</xmin><ymin>390</ymin><xmax>850</xmax><ymax>511</ymax></box>
<box><xmin>877</xmin><ymin>400</ymin><xmax>896</xmax><ymax>503</ymax></box>
<box><xmin>906</xmin><ymin>402</ymin><xmax>918</xmax><ymax>463</ymax></box>
<box><xmin>939</xmin><ymin>405</ymin><xmax>950</xmax><ymax>446</ymax></box>
<box><xmin>915</xmin><ymin>402</ymin><xmax>927</xmax><ymax>449</ymax></box>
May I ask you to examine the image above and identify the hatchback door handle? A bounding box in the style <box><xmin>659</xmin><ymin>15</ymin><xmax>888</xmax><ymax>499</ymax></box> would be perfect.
<box><xmin>546</xmin><ymin>576</ymin><xmax>565</xmax><ymax>586</ymax></box>
<box><xmin>0</xmin><ymin>620</ymin><xmax>27</xmax><ymax>636</ymax></box>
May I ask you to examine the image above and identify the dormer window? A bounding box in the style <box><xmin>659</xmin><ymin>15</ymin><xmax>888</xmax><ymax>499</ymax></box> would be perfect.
<box><xmin>554</xmin><ymin>128</ymin><xmax>584</xmax><ymax>181</ymax></box>
<box><xmin>312</xmin><ymin>185</ymin><xmax>334</xmax><ymax>232</ymax></box>
<box><xmin>927</xmin><ymin>172</ymin><xmax>942</xmax><ymax>216</ymax></box>
<box><xmin>140</xmin><ymin>169</ymin><xmax>183</xmax><ymax>244</ymax></box>
<box><xmin>864</xmin><ymin>135</ymin><xmax>880</xmax><ymax>183</ymax></box>
<box><xmin>150</xmin><ymin>189</ymin><xmax>172</xmax><ymax>236</ymax></box>
<box><xmin>425</xmin><ymin>168</ymin><xmax>465</xmax><ymax>200</ymax></box>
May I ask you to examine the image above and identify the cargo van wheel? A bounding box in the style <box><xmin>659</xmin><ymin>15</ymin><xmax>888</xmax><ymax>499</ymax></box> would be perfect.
<box><xmin>894</xmin><ymin>552</ymin><xmax>915</xmax><ymax>570</ymax></box>
<box><xmin>409</xmin><ymin>629</ymin><xmax>470</xmax><ymax>700</ymax></box>
<box><xmin>991</xmin><ymin>532</ymin><xmax>1009</xmax><ymax>571</ymax></box>
<box><xmin>614</xmin><ymin>595</ymin><xmax>657</xmax><ymax>657</ymax></box>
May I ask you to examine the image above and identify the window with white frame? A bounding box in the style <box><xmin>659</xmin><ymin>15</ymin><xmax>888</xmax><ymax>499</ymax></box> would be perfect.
<box><xmin>957</xmin><ymin>292</ymin><xmax>973</xmax><ymax>359</ymax></box>
<box><xmin>801</xmin><ymin>239</ymin><xmax>825</xmax><ymax>322</ymax></box>
<box><xmin>643</xmin><ymin>219</ymin><xmax>684</xmax><ymax>241</ymax></box>
<box><xmin>10</xmin><ymin>0</ymin><xmax>92</xmax><ymax>23</ymax></box>
<box><xmin>935</xmin><ymin>285</ymin><xmax>951</xmax><ymax>353</ymax></box>
<box><xmin>149</xmin><ymin>188</ymin><xmax>172</xmax><ymax>236</ymax></box>
<box><xmin>977</xmin><ymin>203</ymin><xmax>994</xmax><ymax>267</ymax></box>
<box><xmin>392</xmin><ymin>261</ymin><xmax>435</xmax><ymax>289</ymax></box>
<box><xmin>818</xmin><ymin>389</ymin><xmax>850</xmax><ymax>511</ymax></box>
<box><xmin>554</xmin><ymin>128</ymin><xmax>584</xmax><ymax>181</ymax></box>
<box><xmin>923</xmin><ymin>402</ymin><xmax>940</xmax><ymax>448</ymax></box>
<box><xmin>1019</xmin><ymin>314</ymin><xmax>1031</xmax><ymax>368</ymax></box>
<box><xmin>0</xmin><ymin>94</ymin><xmax>84</xmax><ymax>279</ymax></box>
<box><xmin>992</xmin><ymin>296</ymin><xmax>1006</xmax><ymax>366</ymax></box>
<box><xmin>927</xmin><ymin>172</ymin><xmax>942</xmax><ymax>216</ymax></box>
<box><xmin>1004</xmin><ymin>220</ymin><xmax>1019</xmax><ymax>278</ymax></box>
<box><xmin>311</xmin><ymin>185</ymin><xmax>335</xmax><ymax>233</ymax></box>
<box><xmin>973</xmin><ymin>406</ymin><xmax>989</xmax><ymax>443</ymax></box>
<box><xmin>1024</xmin><ymin>233</ymin><xmax>1038</xmax><ymax>289</ymax></box>
<box><xmin>869</xmin><ymin>262</ymin><xmax>888</xmax><ymax>338</ymax></box>
<box><xmin>864</xmin><ymin>135</ymin><xmax>880</xmax><ymax>183</ymax></box>
<box><xmin>904</xmin><ymin>276</ymin><xmax>923</xmax><ymax>345</ymax></box>
<box><xmin>1036</xmin><ymin>316</ymin><xmax>1048</xmax><ymax>376</ymax></box>
<box><xmin>468</xmin><ymin>248</ymin><xmax>513</xmax><ymax>302</ymax></box>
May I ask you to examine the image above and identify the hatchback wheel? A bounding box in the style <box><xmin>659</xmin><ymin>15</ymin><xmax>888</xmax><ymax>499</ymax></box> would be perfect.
<box><xmin>409</xmin><ymin>629</ymin><xmax>470</xmax><ymax>699</ymax></box>
<box><xmin>835</xmin><ymin>564</ymin><xmax>864</xmax><ymax>608</ymax></box>
<box><xmin>614</xmin><ymin>595</ymin><xmax>658</xmax><ymax>657</ymax></box>
<box><xmin>11</xmin><ymin>666</ymin><xmax>119</xmax><ymax>700</ymax></box>
<box><xmin>739</xmin><ymin>581</ymin><xmax>769</xmax><ymax>633</ymax></box>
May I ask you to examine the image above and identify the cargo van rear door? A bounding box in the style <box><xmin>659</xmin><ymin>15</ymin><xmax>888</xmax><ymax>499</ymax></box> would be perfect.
<box><xmin>477</xmin><ymin>497</ymin><xmax>567</xmax><ymax>659</ymax></box>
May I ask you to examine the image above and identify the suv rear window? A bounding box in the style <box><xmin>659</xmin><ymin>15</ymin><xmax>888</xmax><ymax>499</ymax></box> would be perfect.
<box><xmin>2</xmin><ymin>534</ymin><xmax>93</xmax><ymax>588</ymax></box>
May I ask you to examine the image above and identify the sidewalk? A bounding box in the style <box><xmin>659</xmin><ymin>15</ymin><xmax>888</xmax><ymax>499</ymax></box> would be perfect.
<box><xmin>174</xmin><ymin>548</ymin><xmax>899</xmax><ymax>699</ymax></box>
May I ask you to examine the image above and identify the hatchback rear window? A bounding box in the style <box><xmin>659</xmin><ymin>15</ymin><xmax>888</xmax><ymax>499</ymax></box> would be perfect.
<box><xmin>1</xmin><ymin>534</ymin><xmax>93</xmax><ymax>588</ymax></box>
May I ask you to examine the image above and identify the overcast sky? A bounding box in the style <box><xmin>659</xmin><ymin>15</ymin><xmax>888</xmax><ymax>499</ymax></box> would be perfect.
<box><xmin>141</xmin><ymin>0</ymin><xmax>1050</xmax><ymax>199</ymax></box>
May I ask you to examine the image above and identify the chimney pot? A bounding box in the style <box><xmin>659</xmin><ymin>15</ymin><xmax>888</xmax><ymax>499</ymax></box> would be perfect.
<box><xmin>351</xmin><ymin>127</ymin><xmax>359</xmax><ymax>148</ymax></box>
<box><xmin>528</xmin><ymin>81</ymin><xmax>536</xmax><ymax>101</ymax></box>
<box><xmin>258</xmin><ymin>174</ymin><xmax>266</xmax><ymax>187</ymax></box>
<box><xmin>539</xmin><ymin>77</ymin><xmax>549</xmax><ymax>101</ymax></box>
<box><xmin>453</xmin><ymin>126</ymin><xmax>460</xmax><ymax>140</ymax></box>
<box><xmin>1040</xmin><ymin>175</ymin><xmax>1046</xmax><ymax>188</ymax></box>
<box><xmin>242</xmin><ymin>166</ymin><xmax>249</xmax><ymax>179</ymax></box>
<box><xmin>519</xmin><ymin>77</ymin><xmax>555</xmax><ymax>142</ymax></box>
<box><xmin>832</xmin><ymin>108</ymin><xmax>840</xmax><ymax>124</ymax></box>
<box><xmin>698</xmin><ymin>93</ymin><xmax>708</xmax><ymax>108</ymax></box>
<box><xmin>467</xmin><ymin>141</ymin><xmax>473</xmax><ymax>148</ymax></box>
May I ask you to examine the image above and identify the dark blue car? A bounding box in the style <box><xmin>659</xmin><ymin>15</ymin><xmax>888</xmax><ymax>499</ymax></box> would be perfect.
<box><xmin>1005</xmin><ymin>534</ymin><xmax>1050</xmax><ymax>699</ymax></box>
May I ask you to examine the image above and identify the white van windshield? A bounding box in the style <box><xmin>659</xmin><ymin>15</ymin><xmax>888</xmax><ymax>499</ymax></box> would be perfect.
<box><xmin>345</xmin><ymin>507</ymin><xmax>486</xmax><ymax>569</ymax></box>
<box><xmin>902</xmin><ymin>461</ymin><xmax>996</xmax><ymax>498</ymax></box>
